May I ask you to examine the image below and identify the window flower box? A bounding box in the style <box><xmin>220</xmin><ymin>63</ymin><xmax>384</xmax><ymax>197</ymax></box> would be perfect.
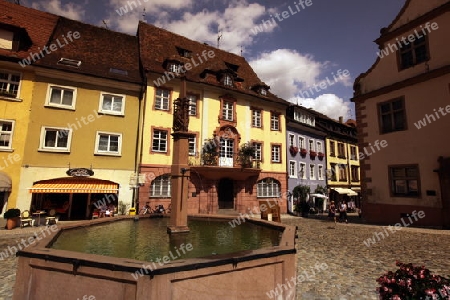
<box><xmin>310</xmin><ymin>151</ymin><xmax>317</xmax><ymax>157</ymax></box>
<box><xmin>318</xmin><ymin>152</ymin><xmax>325</xmax><ymax>160</ymax></box>
<box><xmin>289</xmin><ymin>146</ymin><xmax>298</xmax><ymax>156</ymax></box>
<box><xmin>300</xmin><ymin>148</ymin><xmax>308</xmax><ymax>156</ymax></box>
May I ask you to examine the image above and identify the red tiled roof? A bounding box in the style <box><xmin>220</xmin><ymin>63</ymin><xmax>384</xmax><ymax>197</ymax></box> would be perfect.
<box><xmin>138</xmin><ymin>22</ymin><xmax>290</xmax><ymax>106</ymax></box>
<box><xmin>0</xmin><ymin>0</ymin><xmax>59</xmax><ymax>60</ymax></box>
<box><xmin>35</xmin><ymin>17</ymin><xmax>142</xmax><ymax>84</ymax></box>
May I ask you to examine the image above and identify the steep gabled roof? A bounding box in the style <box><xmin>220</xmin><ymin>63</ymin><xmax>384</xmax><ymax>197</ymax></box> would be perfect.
<box><xmin>0</xmin><ymin>1</ymin><xmax>58</xmax><ymax>61</ymax></box>
<box><xmin>138</xmin><ymin>21</ymin><xmax>289</xmax><ymax>106</ymax></box>
<box><xmin>35</xmin><ymin>17</ymin><xmax>142</xmax><ymax>84</ymax></box>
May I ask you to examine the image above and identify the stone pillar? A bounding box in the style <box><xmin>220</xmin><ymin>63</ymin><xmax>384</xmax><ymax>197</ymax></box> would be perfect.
<box><xmin>167</xmin><ymin>132</ymin><xmax>192</xmax><ymax>233</ymax></box>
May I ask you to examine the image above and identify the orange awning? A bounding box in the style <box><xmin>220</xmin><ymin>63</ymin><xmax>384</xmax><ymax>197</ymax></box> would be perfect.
<box><xmin>28</xmin><ymin>178</ymin><xmax>119</xmax><ymax>194</ymax></box>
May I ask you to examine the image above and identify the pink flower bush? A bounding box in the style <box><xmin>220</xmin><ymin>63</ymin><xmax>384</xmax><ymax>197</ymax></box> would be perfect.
<box><xmin>377</xmin><ymin>262</ymin><xmax>450</xmax><ymax>299</ymax></box>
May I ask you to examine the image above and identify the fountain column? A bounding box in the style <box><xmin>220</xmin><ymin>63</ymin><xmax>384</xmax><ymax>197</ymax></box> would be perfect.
<box><xmin>167</xmin><ymin>78</ymin><xmax>193</xmax><ymax>234</ymax></box>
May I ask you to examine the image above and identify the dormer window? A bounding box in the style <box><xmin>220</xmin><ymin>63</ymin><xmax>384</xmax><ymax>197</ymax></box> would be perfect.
<box><xmin>260</xmin><ymin>88</ymin><xmax>267</xmax><ymax>96</ymax></box>
<box><xmin>225</xmin><ymin>62</ymin><xmax>239</xmax><ymax>73</ymax></box>
<box><xmin>57</xmin><ymin>58</ymin><xmax>81</xmax><ymax>68</ymax></box>
<box><xmin>223</xmin><ymin>75</ymin><xmax>233</xmax><ymax>87</ymax></box>
<box><xmin>168</xmin><ymin>63</ymin><xmax>182</xmax><ymax>74</ymax></box>
<box><xmin>176</xmin><ymin>47</ymin><xmax>192</xmax><ymax>58</ymax></box>
<box><xmin>109</xmin><ymin>68</ymin><xmax>128</xmax><ymax>76</ymax></box>
<box><xmin>0</xmin><ymin>29</ymin><xmax>13</xmax><ymax>50</ymax></box>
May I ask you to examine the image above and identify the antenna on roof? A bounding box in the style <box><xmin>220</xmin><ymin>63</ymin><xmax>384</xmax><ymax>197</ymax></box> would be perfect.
<box><xmin>142</xmin><ymin>8</ymin><xmax>147</xmax><ymax>22</ymax></box>
<box><xmin>217</xmin><ymin>30</ymin><xmax>222</xmax><ymax>48</ymax></box>
<box><xmin>102</xmin><ymin>20</ymin><xmax>108</xmax><ymax>29</ymax></box>
<box><xmin>240</xmin><ymin>45</ymin><xmax>243</xmax><ymax>56</ymax></box>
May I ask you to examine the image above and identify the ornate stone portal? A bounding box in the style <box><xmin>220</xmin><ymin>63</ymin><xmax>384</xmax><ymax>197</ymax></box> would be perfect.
<box><xmin>167</xmin><ymin>78</ymin><xmax>195</xmax><ymax>234</ymax></box>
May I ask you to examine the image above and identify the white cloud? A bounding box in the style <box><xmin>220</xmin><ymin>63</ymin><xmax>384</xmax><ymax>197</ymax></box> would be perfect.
<box><xmin>105</xmin><ymin>0</ymin><xmax>270</xmax><ymax>53</ymax></box>
<box><xmin>106</xmin><ymin>0</ymin><xmax>194</xmax><ymax>34</ymax></box>
<box><xmin>154</xmin><ymin>1</ymin><xmax>269</xmax><ymax>54</ymax></box>
<box><xmin>249</xmin><ymin>49</ymin><xmax>355</xmax><ymax>119</ymax></box>
<box><xmin>249</xmin><ymin>49</ymin><xmax>326</xmax><ymax>99</ymax></box>
<box><xmin>31</xmin><ymin>0</ymin><xmax>85</xmax><ymax>20</ymax></box>
<box><xmin>292</xmin><ymin>94</ymin><xmax>354</xmax><ymax>121</ymax></box>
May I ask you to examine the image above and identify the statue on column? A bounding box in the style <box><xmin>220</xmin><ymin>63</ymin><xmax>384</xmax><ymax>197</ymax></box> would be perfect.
<box><xmin>173</xmin><ymin>97</ymin><xmax>190</xmax><ymax>133</ymax></box>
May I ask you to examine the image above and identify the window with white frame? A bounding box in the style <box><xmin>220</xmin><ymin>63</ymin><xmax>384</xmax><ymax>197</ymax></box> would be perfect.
<box><xmin>188</xmin><ymin>136</ymin><xmax>196</xmax><ymax>156</ymax></box>
<box><xmin>151</xmin><ymin>174</ymin><xmax>171</xmax><ymax>197</ymax></box>
<box><xmin>299</xmin><ymin>136</ymin><xmax>305</xmax><ymax>149</ymax></box>
<box><xmin>271</xmin><ymin>113</ymin><xmax>280</xmax><ymax>131</ymax></box>
<box><xmin>188</xmin><ymin>94</ymin><xmax>197</xmax><ymax>116</ymax></box>
<box><xmin>40</xmin><ymin>127</ymin><xmax>71</xmax><ymax>151</ymax></box>
<box><xmin>152</xmin><ymin>130</ymin><xmax>168</xmax><ymax>152</ymax></box>
<box><xmin>271</xmin><ymin>145</ymin><xmax>281</xmax><ymax>163</ymax></box>
<box><xmin>222</xmin><ymin>101</ymin><xmax>234</xmax><ymax>121</ymax></box>
<box><xmin>47</xmin><ymin>85</ymin><xmax>76</xmax><ymax>109</ymax></box>
<box><xmin>0</xmin><ymin>71</ymin><xmax>20</xmax><ymax>98</ymax></box>
<box><xmin>253</xmin><ymin>142</ymin><xmax>262</xmax><ymax>161</ymax></box>
<box><xmin>257</xmin><ymin>178</ymin><xmax>280</xmax><ymax>197</ymax></box>
<box><xmin>223</xmin><ymin>75</ymin><xmax>233</xmax><ymax>86</ymax></box>
<box><xmin>299</xmin><ymin>163</ymin><xmax>306</xmax><ymax>179</ymax></box>
<box><xmin>317</xmin><ymin>141</ymin><xmax>323</xmax><ymax>153</ymax></box>
<box><xmin>168</xmin><ymin>63</ymin><xmax>182</xmax><ymax>74</ymax></box>
<box><xmin>309</xmin><ymin>139</ymin><xmax>315</xmax><ymax>151</ymax></box>
<box><xmin>350</xmin><ymin>146</ymin><xmax>357</xmax><ymax>160</ymax></box>
<box><xmin>289</xmin><ymin>161</ymin><xmax>297</xmax><ymax>178</ymax></box>
<box><xmin>100</xmin><ymin>93</ymin><xmax>124</xmax><ymax>115</ymax></box>
<box><xmin>252</xmin><ymin>109</ymin><xmax>262</xmax><ymax>127</ymax></box>
<box><xmin>288</xmin><ymin>134</ymin><xmax>295</xmax><ymax>147</ymax></box>
<box><xmin>310</xmin><ymin>164</ymin><xmax>315</xmax><ymax>179</ymax></box>
<box><xmin>155</xmin><ymin>89</ymin><xmax>170</xmax><ymax>111</ymax></box>
<box><xmin>95</xmin><ymin>132</ymin><xmax>121</xmax><ymax>155</ymax></box>
<box><xmin>318</xmin><ymin>165</ymin><xmax>324</xmax><ymax>180</ymax></box>
<box><xmin>0</xmin><ymin>120</ymin><xmax>14</xmax><ymax>149</ymax></box>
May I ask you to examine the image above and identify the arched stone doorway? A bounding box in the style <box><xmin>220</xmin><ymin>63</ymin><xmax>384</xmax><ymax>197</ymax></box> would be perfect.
<box><xmin>218</xmin><ymin>178</ymin><xmax>234</xmax><ymax>209</ymax></box>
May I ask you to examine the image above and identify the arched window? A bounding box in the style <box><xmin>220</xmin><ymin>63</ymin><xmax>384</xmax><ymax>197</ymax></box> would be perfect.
<box><xmin>150</xmin><ymin>174</ymin><xmax>171</xmax><ymax>197</ymax></box>
<box><xmin>257</xmin><ymin>178</ymin><xmax>280</xmax><ymax>198</ymax></box>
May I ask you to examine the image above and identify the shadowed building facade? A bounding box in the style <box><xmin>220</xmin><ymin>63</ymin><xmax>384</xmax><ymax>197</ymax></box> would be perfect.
<box><xmin>352</xmin><ymin>0</ymin><xmax>450</xmax><ymax>227</ymax></box>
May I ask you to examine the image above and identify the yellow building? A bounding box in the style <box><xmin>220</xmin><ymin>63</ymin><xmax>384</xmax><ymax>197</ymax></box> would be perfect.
<box><xmin>0</xmin><ymin>2</ymin><xmax>59</xmax><ymax>213</ymax></box>
<box><xmin>316</xmin><ymin>116</ymin><xmax>361</xmax><ymax>206</ymax></box>
<box><xmin>8</xmin><ymin>14</ymin><xmax>143</xmax><ymax>219</ymax></box>
<box><xmin>138</xmin><ymin>22</ymin><xmax>290</xmax><ymax>214</ymax></box>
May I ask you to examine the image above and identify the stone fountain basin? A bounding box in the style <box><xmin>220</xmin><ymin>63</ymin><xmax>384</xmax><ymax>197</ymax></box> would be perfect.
<box><xmin>13</xmin><ymin>215</ymin><xmax>297</xmax><ymax>300</ymax></box>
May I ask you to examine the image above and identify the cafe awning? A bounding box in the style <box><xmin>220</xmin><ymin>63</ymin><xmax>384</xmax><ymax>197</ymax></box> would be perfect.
<box><xmin>0</xmin><ymin>171</ymin><xmax>11</xmax><ymax>192</ymax></box>
<box><xmin>331</xmin><ymin>188</ymin><xmax>358</xmax><ymax>196</ymax></box>
<box><xmin>310</xmin><ymin>193</ymin><xmax>328</xmax><ymax>199</ymax></box>
<box><xmin>28</xmin><ymin>177</ymin><xmax>119</xmax><ymax>193</ymax></box>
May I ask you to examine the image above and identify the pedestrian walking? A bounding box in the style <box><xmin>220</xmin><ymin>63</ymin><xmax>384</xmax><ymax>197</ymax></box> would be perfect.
<box><xmin>339</xmin><ymin>201</ymin><xmax>348</xmax><ymax>223</ymax></box>
<box><xmin>328</xmin><ymin>201</ymin><xmax>337</xmax><ymax>228</ymax></box>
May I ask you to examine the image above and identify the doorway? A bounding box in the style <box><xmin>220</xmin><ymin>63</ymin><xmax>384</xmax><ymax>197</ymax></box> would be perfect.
<box><xmin>218</xmin><ymin>178</ymin><xmax>234</xmax><ymax>209</ymax></box>
<box><xmin>70</xmin><ymin>194</ymin><xmax>88</xmax><ymax>220</ymax></box>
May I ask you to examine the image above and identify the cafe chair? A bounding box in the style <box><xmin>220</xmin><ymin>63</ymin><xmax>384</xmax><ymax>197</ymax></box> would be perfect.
<box><xmin>45</xmin><ymin>209</ymin><xmax>57</xmax><ymax>225</ymax></box>
<box><xmin>20</xmin><ymin>210</ymin><xmax>34</xmax><ymax>228</ymax></box>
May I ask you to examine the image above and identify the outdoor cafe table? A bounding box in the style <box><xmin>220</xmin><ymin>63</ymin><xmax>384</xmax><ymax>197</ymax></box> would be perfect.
<box><xmin>32</xmin><ymin>211</ymin><xmax>46</xmax><ymax>226</ymax></box>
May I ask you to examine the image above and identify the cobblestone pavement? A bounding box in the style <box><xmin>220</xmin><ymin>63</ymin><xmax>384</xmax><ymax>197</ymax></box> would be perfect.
<box><xmin>0</xmin><ymin>226</ymin><xmax>38</xmax><ymax>300</ymax></box>
<box><xmin>282</xmin><ymin>214</ymin><xmax>450</xmax><ymax>300</ymax></box>
<box><xmin>1</xmin><ymin>217</ymin><xmax>449</xmax><ymax>300</ymax></box>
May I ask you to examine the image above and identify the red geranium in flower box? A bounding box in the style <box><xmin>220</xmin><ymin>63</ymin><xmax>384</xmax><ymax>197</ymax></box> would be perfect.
<box><xmin>300</xmin><ymin>148</ymin><xmax>307</xmax><ymax>156</ymax></box>
<box><xmin>310</xmin><ymin>151</ymin><xmax>317</xmax><ymax>157</ymax></box>
<box><xmin>289</xmin><ymin>146</ymin><xmax>299</xmax><ymax>156</ymax></box>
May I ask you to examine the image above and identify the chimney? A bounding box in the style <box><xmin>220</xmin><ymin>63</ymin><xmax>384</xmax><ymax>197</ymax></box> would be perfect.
<box><xmin>339</xmin><ymin>116</ymin><xmax>343</xmax><ymax>123</ymax></box>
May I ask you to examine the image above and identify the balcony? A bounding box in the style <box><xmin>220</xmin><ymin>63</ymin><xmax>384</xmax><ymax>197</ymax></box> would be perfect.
<box><xmin>188</xmin><ymin>152</ymin><xmax>261</xmax><ymax>180</ymax></box>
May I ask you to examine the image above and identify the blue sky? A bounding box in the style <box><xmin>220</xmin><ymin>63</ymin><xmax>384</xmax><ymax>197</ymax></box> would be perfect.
<box><xmin>22</xmin><ymin>0</ymin><xmax>406</xmax><ymax>120</ymax></box>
